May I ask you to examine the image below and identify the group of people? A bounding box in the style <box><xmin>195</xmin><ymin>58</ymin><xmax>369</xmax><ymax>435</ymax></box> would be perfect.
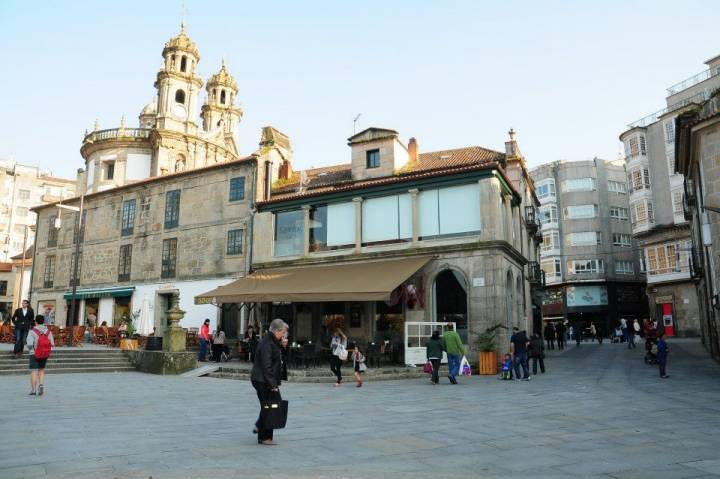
<box><xmin>503</xmin><ymin>328</ymin><xmax>546</xmax><ymax>380</ymax></box>
<box><xmin>424</xmin><ymin>323</ymin><xmax>465</xmax><ymax>385</ymax></box>
<box><xmin>543</xmin><ymin>322</ymin><xmax>567</xmax><ymax>350</ymax></box>
<box><xmin>197</xmin><ymin>318</ymin><xmax>229</xmax><ymax>362</ymax></box>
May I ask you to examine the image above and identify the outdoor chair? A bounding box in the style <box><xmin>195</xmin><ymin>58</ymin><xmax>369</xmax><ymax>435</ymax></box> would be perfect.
<box><xmin>68</xmin><ymin>326</ymin><xmax>85</xmax><ymax>346</ymax></box>
<box><xmin>107</xmin><ymin>327</ymin><xmax>119</xmax><ymax>347</ymax></box>
<box><xmin>0</xmin><ymin>324</ymin><xmax>13</xmax><ymax>343</ymax></box>
<box><xmin>366</xmin><ymin>343</ymin><xmax>382</xmax><ymax>368</ymax></box>
<box><xmin>93</xmin><ymin>327</ymin><xmax>108</xmax><ymax>345</ymax></box>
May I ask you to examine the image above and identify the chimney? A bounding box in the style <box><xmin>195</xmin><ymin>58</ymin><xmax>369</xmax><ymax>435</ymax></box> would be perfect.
<box><xmin>504</xmin><ymin>128</ymin><xmax>522</xmax><ymax>158</ymax></box>
<box><xmin>278</xmin><ymin>160</ymin><xmax>292</xmax><ymax>180</ymax></box>
<box><xmin>408</xmin><ymin>137</ymin><xmax>419</xmax><ymax>166</ymax></box>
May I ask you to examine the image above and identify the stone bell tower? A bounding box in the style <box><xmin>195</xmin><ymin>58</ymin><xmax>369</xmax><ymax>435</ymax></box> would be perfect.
<box><xmin>201</xmin><ymin>60</ymin><xmax>243</xmax><ymax>147</ymax></box>
<box><xmin>154</xmin><ymin>24</ymin><xmax>203</xmax><ymax>134</ymax></box>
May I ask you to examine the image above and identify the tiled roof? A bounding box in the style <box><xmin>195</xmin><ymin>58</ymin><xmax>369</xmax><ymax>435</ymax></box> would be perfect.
<box><xmin>11</xmin><ymin>245</ymin><xmax>34</xmax><ymax>260</ymax></box>
<box><xmin>264</xmin><ymin>145</ymin><xmax>505</xmax><ymax>204</ymax></box>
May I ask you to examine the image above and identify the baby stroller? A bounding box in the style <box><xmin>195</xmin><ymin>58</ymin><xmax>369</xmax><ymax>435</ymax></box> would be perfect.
<box><xmin>644</xmin><ymin>337</ymin><xmax>658</xmax><ymax>365</ymax></box>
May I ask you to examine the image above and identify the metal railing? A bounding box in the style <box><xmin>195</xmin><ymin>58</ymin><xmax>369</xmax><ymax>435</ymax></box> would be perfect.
<box><xmin>667</xmin><ymin>68</ymin><xmax>720</xmax><ymax>96</ymax></box>
<box><xmin>627</xmin><ymin>91</ymin><xmax>709</xmax><ymax>129</ymax></box>
<box><xmin>528</xmin><ymin>261</ymin><xmax>543</xmax><ymax>285</ymax></box>
<box><xmin>83</xmin><ymin>128</ymin><xmax>151</xmax><ymax>143</ymax></box>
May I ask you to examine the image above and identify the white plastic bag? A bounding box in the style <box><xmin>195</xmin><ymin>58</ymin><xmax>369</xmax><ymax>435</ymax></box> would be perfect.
<box><xmin>336</xmin><ymin>344</ymin><xmax>348</xmax><ymax>361</ymax></box>
<box><xmin>460</xmin><ymin>355</ymin><xmax>472</xmax><ymax>376</ymax></box>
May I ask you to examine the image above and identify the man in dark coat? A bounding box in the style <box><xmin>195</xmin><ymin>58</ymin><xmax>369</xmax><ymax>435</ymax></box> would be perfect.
<box><xmin>556</xmin><ymin>322</ymin><xmax>566</xmax><ymax>350</ymax></box>
<box><xmin>250</xmin><ymin>318</ymin><xmax>288</xmax><ymax>445</ymax></box>
<box><xmin>11</xmin><ymin>300</ymin><xmax>34</xmax><ymax>358</ymax></box>
<box><xmin>544</xmin><ymin>323</ymin><xmax>555</xmax><ymax>350</ymax></box>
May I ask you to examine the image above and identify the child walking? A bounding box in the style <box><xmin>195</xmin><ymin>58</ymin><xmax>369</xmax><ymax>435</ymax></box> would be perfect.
<box><xmin>351</xmin><ymin>343</ymin><xmax>366</xmax><ymax>388</ymax></box>
<box><xmin>500</xmin><ymin>353</ymin><xmax>513</xmax><ymax>380</ymax></box>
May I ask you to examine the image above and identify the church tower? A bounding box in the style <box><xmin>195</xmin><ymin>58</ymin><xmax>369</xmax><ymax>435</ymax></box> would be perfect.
<box><xmin>154</xmin><ymin>24</ymin><xmax>203</xmax><ymax>134</ymax></box>
<box><xmin>201</xmin><ymin>60</ymin><xmax>243</xmax><ymax>150</ymax></box>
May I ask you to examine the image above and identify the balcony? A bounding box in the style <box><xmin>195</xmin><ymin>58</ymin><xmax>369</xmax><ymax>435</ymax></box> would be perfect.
<box><xmin>525</xmin><ymin>206</ymin><xmax>539</xmax><ymax>234</ymax></box>
<box><xmin>82</xmin><ymin>128</ymin><xmax>151</xmax><ymax>144</ymax></box>
<box><xmin>631</xmin><ymin>217</ymin><xmax>655</xmax><ymax>234</ymax></box>
<box><xmin>667</xmin><ymin>67</ymin><xmax>720</xmax><ymax>96</ymax></box>
<box><xmin>627</xmin><ymin>91</ymin><xmax>709</xmax><ymax>129</ymax></box>
<box><xmin>533</xmin><ymin>229</ymin><xmax>543</xmax><ymax>244</ymax></box>
<box><xmin>528</xmin><ymin>261</ymin><xmax>544</xmax><ymax>287</ymax></box>
<box><xmin>690</xmin><ymin>245</ymin><xmax>704</xmax><ymax>279</ymax></box>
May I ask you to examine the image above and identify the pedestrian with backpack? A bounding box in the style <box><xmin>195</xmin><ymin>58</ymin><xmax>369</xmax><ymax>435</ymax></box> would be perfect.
<box><xmin>26</xmin><ymin>315</ymin><xmax>54</xmax><ymax>396</ymax></box>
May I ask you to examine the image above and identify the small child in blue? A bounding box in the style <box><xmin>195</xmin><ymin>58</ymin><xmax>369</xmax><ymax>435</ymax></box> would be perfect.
<box><xmin>501</xmin><ymin>353</ymin><xmax>513</xmax><ymax>380</ymax></box>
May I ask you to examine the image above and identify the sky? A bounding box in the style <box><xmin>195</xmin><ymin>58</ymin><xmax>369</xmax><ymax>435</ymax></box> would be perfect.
<box><xmin>1</xmin><ymin>0</ymin><xmax>719</xmax><ymax>179</ymax></box>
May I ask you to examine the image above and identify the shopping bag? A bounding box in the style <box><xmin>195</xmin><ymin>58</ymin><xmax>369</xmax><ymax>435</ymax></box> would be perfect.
<box><xmin>423</xmin><ymin>361</ymin><xmax>433</xmax><ymax>374</ymax></box>
<box><xmin>336</xmin><ymin>344</ymin><xmax>348</xmax><ymax>361</ymax></box>
<box><xmin>261</xmin><ymin>398</ymin><xmax>289</xmax><ymax>430</ymax></box>
<box><xmin>460</xmin><ymin>355</ymin><xmax>472</xmax><ymax>376</ymax></box>
<box><xmin>359</xmin><ymin>362</ymin><xmax>367</xmax><ymax>372</ymax></box>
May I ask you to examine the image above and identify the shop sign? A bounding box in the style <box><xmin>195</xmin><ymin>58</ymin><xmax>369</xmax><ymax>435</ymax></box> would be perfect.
<box><xmin>472</xmin><ymin>277</ymin><xmax>485</xmax><ymax>287</ymax></box>
<box><xmin>655</xmin><ymin>295</ymin><xmax>673</xmax><ymax>304</ymax></box>
<box><xmin>566</xmin><ymin>285</ymin><xmax>608</xmax><ymax>307</ymax></box>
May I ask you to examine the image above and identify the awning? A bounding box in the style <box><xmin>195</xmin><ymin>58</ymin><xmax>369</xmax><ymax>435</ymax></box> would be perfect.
<box><xmin>195</xmin><ymin>256</ymin><xmax>432</xmax><ymax>304</ymax></box>
<box><xmin>64</xmin><ymin>286</ymin><xmax>135</xmax><ymax>301</ymax></box>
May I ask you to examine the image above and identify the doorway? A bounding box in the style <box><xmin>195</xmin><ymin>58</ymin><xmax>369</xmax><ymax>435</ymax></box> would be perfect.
<box><xmin>434</xmin><ymin>269</ymin><xmax>468</xmax><ymax>344</ymax></box>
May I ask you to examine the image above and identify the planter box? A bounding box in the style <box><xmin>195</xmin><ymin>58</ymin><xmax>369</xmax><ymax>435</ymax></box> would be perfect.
<box><xmin>479</xmin><ymin>351</ymin><xmax>498</xmax><ymax>375</ymax></box>
<box><xmin>119</xmin><ymin>339</ymin><xmax>138</xmax><ymax>351</ymax></box>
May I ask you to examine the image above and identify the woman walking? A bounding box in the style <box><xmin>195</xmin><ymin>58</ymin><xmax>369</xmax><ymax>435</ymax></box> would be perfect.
<box><xmin>425</xmin><ymin>330</ymin><xmax>443</xmax><ymax>385</ymax></box>
<box><xmin>329</xmin><ymin>327</ymin><xmax>347</xmax><ymax>387</ymax></box>
<box><xmin>250</xmin><ymin>318</ymin><xmax>288</xmax><ymax>446</ymax></box>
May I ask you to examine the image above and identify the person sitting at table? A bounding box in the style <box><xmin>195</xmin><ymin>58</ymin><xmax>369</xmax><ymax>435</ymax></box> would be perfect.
<box><xmin>99</xmin><ymin>321</ymin><xmax>109</xmax><ymax>342</ymax></box>
<box><xmin>244</xmin><ymin>326</ymin><xmax>258</xmax><ymax>362</ymax></box>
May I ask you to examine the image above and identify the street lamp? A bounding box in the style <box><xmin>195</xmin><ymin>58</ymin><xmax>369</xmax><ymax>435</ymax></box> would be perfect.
<box><xmin>55</xmin><ymin>196</ymin><xmax>84</xmax><ymax>346</ymax></box>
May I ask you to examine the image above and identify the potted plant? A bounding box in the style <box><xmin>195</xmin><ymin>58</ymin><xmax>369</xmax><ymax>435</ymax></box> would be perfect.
<box><xmin>119</xmin><ymin>311</ymin><xmax>139</xmax><ymax>351</ymax></box>
<box><xmin>476</xmin><ymin>323</ymin><xmax>507</xmax><ymax>375</ymax></box>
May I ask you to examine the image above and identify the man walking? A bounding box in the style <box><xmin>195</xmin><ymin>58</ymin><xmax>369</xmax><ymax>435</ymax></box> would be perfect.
<box><xmin>510</xmin><ymin>326</ymin><xmax>531</xmax><ymax>381</ymax></box>
<box><xmin>251</xmin><ymin>318</ymin><xmax>288</xmax><ymax>445</ymax></box>
<box><xmin>442</xmin><ymin>323</ymin><xmax>464</xmax><ymax>384</ymax></box>
<box><xmin>621</xmin><ymin>318</ymin><xmax>630</xmax><ymax>348</ymax></box>
<box><xmin>11</xmin><ymin>300</ymin><xmax>34</xmax><ymax>358</ymax></box>
<box><xmin>544</xmin><ymin>322</ymin><xmax>555</xmax><ymax>350</ymax></box>
<box><xmin>556</xmin><ymin>322</ymin><xmax>565</xmax><ymax>350</ymax></box>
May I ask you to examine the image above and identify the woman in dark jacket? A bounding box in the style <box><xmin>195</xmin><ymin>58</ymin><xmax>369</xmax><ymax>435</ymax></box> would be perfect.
<box><xmin>250</xmin><ymin>318</ymin><xmax>288</xmax><ymax>445</ymax></box>
<box><xmin>425</xmin><ymin>330</ymin><xmax>444</xmax><ymax>385</ymax></box>
<box><xmin>529</xmin><ymin>333</ymin><xmax>546</xmax><ymax>375</ymax></box>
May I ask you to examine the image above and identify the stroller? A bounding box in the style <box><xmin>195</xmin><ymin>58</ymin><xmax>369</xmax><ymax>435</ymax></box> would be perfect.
<box><xmin>644</xmin><ymin>337</ymin><xmax>658</xmax><ymax>365</ymax></box>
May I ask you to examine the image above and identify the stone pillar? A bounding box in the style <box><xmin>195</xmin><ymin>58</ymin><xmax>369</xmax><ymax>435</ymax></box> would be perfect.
<box><xmin>302</xmin><ymin>205</ymin><xmax>311</xmax><ymax>256</ymax></box>
<box><xmin>478</xmin><ymin>177</ymin><xmax>500</xmax><ymax>242</ymax></box>
<box><xmin>505</xmin><ymin>196</ymin><xmax>513</xmax><ymax>245</ymax></box>
<box><xmin>353</xmin><ymin>197</ymin><xmax>363</xmax><ymax>253</ymax></box>
<box><xmin>409</xmin><ymin>188</ymin><xmax>419</xmax><ymax>245</ymax></box>
<box><xmin>163</xmin><ymin>293</ymin><xmax>186</xmax><ymax>352</ymax></box>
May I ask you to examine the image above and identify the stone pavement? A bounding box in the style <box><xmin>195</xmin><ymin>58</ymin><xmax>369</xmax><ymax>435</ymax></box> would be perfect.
<box><xmin>1</xmin><ymin>338</ymin><xmax>719</xmax><ymax>479</ymax></box>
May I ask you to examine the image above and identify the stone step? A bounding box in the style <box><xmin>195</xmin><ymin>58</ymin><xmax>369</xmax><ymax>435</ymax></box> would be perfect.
<box><xmin>0</xmin><ymin>360</ymin><xmax>133</xmax><ymax>371</ymax></box>
<box><xmin>208</xmin><ymin>365</ymin><xmax>431</xmax><ymax>383</ymax></box>
<box><xmin>0</xmin><ymin>366</ymin><xmax>137</xmax><ymax>376</ymax></box>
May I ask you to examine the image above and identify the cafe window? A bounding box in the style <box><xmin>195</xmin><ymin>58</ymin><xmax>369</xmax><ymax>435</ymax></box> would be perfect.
<box><xmin>274</xmin><ymin>210</ymin><xmax>304</xmax><ymax>257</ymax></box>
<box><xmin>118</xmin><ymin>244</ymin><xmax>132</xmax><ymax>282</ymax></box>
<box><xmin>418</xmin><ymin>184</ymin><xmax>480</xmax><ymax>239</ymax></box>
<box><xmin>362</xmin><ymin>194</ymin><xmax>412</xmax><ymax>245</ymax></box>
<box><xmin>161</xmin><ymin>238</ymin><xmax>178</xmax><ymax>279</ymax></box>
<box><xmin>310</xmin><ymin>202</ymin><xmax>355</xmax><ymax>251</ymax></box>
<box><xmin>121</xmin><ymin>199</ymin><xmax>136</xmax><ymax>236</ymax></box>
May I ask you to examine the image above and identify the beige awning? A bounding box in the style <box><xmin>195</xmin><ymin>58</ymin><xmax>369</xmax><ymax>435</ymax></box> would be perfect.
<box><xmin>195</xmin><ymin>256</ymin><xmax>432</xmax><ymax>304</ymax></box>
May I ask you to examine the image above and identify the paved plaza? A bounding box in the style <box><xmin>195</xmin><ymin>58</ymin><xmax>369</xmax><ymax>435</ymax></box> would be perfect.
<box><xmin>2</xmin><ymin>339</ymin><xmax>720</xmax><ymax>479</ymax></box>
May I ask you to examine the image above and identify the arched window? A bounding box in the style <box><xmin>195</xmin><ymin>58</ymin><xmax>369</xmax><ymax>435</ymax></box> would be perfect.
<box><xmin>212</xmin><ymin>89</ymin><xmax>217</xmax><ymax>101</ymax></box>
<box><xmin>170</xmin><ymin>55</ymin><xmax>176</xmax><ymax>69</ymax></box>
<box><xmin>175</xmin><ymin>89</ymin><xmax>186</xmax><ymax>104</ymax></box>
<box><xmin>220</xmin><ymin>90</ymin><xmax>226</xmax><ymax>104</ymax></box>
<box><xmin>433</xmin><ymin>268</ymin><xmax>468</xmax><ymax>343</ymax></box>
<box><xmin>180</xmin><ymin>56</ymin><xmax>187</xmax><ymax>72</ymax></box>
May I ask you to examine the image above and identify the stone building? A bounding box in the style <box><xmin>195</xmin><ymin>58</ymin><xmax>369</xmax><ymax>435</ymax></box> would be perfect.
<box><xmin>619</xmin><ymin>54</ymin><xmax>720</xmax><ymax>336</ymax></box>
<box><xmin>197</xmin><ymin>128</ymin><xmax>543</xmax><ymax>364</ymax></box>
<box><xmin>0</xmin><ymin>248</ymin><xmax>32</xmax><ymax>321</ymax></box>
<box><xmin>28</xmin><ymin>26</ymin><xmax>283</xmax><ymax>336</ymax></box>
<box><xmin>530</xmin><ymin>159</ymin><xmax>648</xmax><ymax>335</ymax></box>
<box><xmin>0</xmin><ymin>158</ymin><xmax>75</xmax><ymax>262</ymax></box>
<box><xmin>676</xmin><ymin>87</ymin><xmax>720</xmax><ymax>358</ymax></box>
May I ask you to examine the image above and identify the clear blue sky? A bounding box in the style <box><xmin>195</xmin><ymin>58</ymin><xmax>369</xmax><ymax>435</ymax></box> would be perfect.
<box><xmin>1</xmin><ymin>0</ymin><xmax>718</xmax><ymax>178</ymax></box>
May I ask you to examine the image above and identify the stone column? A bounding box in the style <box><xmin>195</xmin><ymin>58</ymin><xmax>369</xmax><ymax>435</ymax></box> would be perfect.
<box><xmin>302</xmin><ymin>205</ymin><xmax>311</xmax><ymax>256</ymax></box>
<box><xmin>409</xmin><ymin>188</ymin><xmax>419</xmax><ymax>245</ymax></box>
<box><xmin>353</xmin><ymin>197</ymin><xmax>363</xmax><ymax>253</ymax></box>
<box><xmin>505</xmin><ymin>196</ymin><xmax>513</xmax><ymax>244</ymax></box>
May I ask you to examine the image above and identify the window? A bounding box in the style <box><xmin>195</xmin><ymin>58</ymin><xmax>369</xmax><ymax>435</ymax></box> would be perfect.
<box><xmin>226</xmin><ymin>229</ymin><xmax>244</xmax><ymax>255</ymax></box>
<box><xmin>164</xmin><ymin>190</ymin><xmax>180</xmax><ymax>229</ymax></box>
<box><xmin>106</xmin><ymin>162</ymin><xmax>115</xmax><ymax>180</ymax></box>
<box><xmin>612</xmin><ymin>233</ymin><xmax>632</xmax><ymax>247</ymax></box>
<box><xmin>69</xmin><ymin>253</ymin><xmax>82</xmax><ymax>287</ymax></box>
<box><xmin>628</xmin><ymin>137</ymin><xmax>639</xmax><ymax>156</ymax></box>
<box><xmin>541</xmin><ymin>259</ymin><xmax>561</xmax><ymax>277</ymax></box>
<box><xmin>43</xmin><ymin>256</ymin><xmax>55</xmax><ymax>288</ymax></box>
<box><xmin>47</xmin><ymin>216</ymin><xmax>58</xmax><ymax>247</ymax></box>
<box><xmin>175</xmin><ymin>89</ymin><xmax>186</xmax><ymax>104</ymax></box>
<box><xmin>363</xmin><ymin>194</ymin><xmax>413</xmax><ymax>244</ymax></box>
<box><xmin>16</xmin><ymin>207</ymin><xmax>28</xmax><ymax>217</ymax></box>
<box><xmin>539</xmin><ymin>205</ymin><xmax>558</xmax><ymax>224</ymax></box>
<box><xmin>625</xmin><ymin>134</ymin><xmax>646</xmax><ymax>157</ymax></box>
<box><xmin>631</xmin><ymin>200</ymin><xmax>654</xmax><ymax>225</ymax></box>
<box><xmin>366</xmin><ymin>149</ymin><xmax>380</xmax><ymax>169</ymax></box>
<box><xmin>180</xmin><ymin>55</ymin><xmax>187</xmax><ymax>72</ymax></box>
<box><xmin>639</xmin><ymin>135</ymin><xmax>647</xmax><ymax>155</ymax></box>
<box><xmin>568</xmin><ymin>259</ymin><xmax>604</xmax><ymax>274</ymax></box>
<box><xmin>13</xmin><ymin>224</ymin><xmax>25</xmax><ymax>234</ymax></box>
<box><xmin>667</xmin><ymin>151</ymin><xmax>676</xmax><ymax>175</ymax></box>
<box><xmin>541</xmin><ymin>231</ymin><xmax>560</xmax><ymax>252</ymax></box>
<box><xmin>118</xmin><ymin>244</ymin><xmax>132</xmax><ymax>281</ymax></box>
<box><xmin>646</xmin><ymin>243</ymin><xmax>683</xmax><ymax>275</ymax></box>
<box><xmin>671</xmin><ymin>189</ymin><xmax>684</xmax><ymax>215</ymax></box>
<box><xmin>567</xmin><ymin>231</ymin><xmax>601</xmax><ymax>246</ymax></box>
<box><xmin>229</xmin><ymin>177</ymin><xmax>245</xmax><ymax>202</ymax></box>
<box><xmin>564</xmin><ymin>204</ymin><xmax>598</xmax><ymax>219</ymax></box>
<box><xmin>274</xmin><ymin>209</ymin><xmax>304</xmax><ymax>256</ymax></box>
<box><xmin>536</xmin><ymin>180</ymin><xmax>556</xmax><ymax>200</ymax></box>
<box><xmin>310</xmin><ymin>202</ymin><xmax>355</xmax><ymax>251</ymax></box>
<box><xmin>73</xmin><ymin>210</ymin><xmax>87</xmax><ymax>244</ymax></box>
<box><xmin>563</xmin><ymin>178</ymin><xmax>596</xmax><ymax>192</ymax></box>
<box><xmin>664</xmin><ymin>119</ymin><xmax>675</xmax><ymax>144</ymax></box>
<box><xmin>0</xmin><ymin>280</ymin><xmax>6</xmax><ymax>296</ymax></box>
<box><xmin>630</xmin><ymin>168</ymin><xmax>651</xmax><ymax>191</ymax></box>
<box><xmin>220</xmin><ymin>89</ymin><xmax>226</xmax><ymax>104</ymax></box>
<box><xmin>121</xmin><ymin>199</ymin><xmax>136</xmax><ymax>236</ymax></box>
<box><xmin>418</xmin><ymin>184</ymin><xmax>480</xmax><ymax>239</ymax></box>
<box><xmin>610</xmin><ymin>207</ymin><xmax>629</xmax><ymax>220</ymax></box>
<box><xmin>608</xmin><ymin>180</ymin><xmax>627</xmax><ymax>194</ymax></box>
<box><xmin>615</xmin><ymin>261</ymin><xmax>634</xmax><ymax>275</ymax></box>
<box><xmin>161</xmin><ymin>238</ymin><xmax>178</xmax><ymax>279</ymax></box>
<box><xmin>18</xmin><ymin>189</ymin><xmax>30</xmax><ymax>200</ymax></box>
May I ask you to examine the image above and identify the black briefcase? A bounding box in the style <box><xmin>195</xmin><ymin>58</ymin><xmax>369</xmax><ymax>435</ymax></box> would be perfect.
<box><xmin>261</xmin><ymin>399</ymin><xmax>289</xmax><ymax>429</ymax></box>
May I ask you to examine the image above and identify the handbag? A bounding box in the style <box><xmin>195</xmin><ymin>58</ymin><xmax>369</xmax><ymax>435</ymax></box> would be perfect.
<box><xmin>261</xmin><ymin>395</ymin><xmax>289</xmax><ymax>430</ymax></box>
<box><xmin>423</xmin><ymin>361</ymin><xmax>433</xmax><ymax>374</ymax></box>
<box><xmin>359</xmin><ymin>362</ymin><xmax>367</xmax><ymax>372</ymax></box>
<box><xmin>336</xmin><ymin>343</ymin><xmax>348</xmax><ymax>361</ymax></box>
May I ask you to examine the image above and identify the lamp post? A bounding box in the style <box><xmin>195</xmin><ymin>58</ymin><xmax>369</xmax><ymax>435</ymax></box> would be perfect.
<box><xmin>56</xmin><ymin>196</ymin><xmax>84</xmax><ymax>345</ymax></box>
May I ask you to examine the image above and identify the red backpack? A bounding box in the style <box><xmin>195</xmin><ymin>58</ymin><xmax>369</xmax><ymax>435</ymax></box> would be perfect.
<box><xmin>32</xmin><ymin>328</ymin><xmax>52</xmax><ymax>359</ymax></box>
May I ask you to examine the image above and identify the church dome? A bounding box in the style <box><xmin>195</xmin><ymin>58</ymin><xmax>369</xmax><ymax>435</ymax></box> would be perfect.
<box><xmin>207</xmin><ymin>60</ymin><xmax>238</xmax><ymax>91</ymax></box>
<box><xmin>140</xmin><ymin>100</ymin><xmax>157</xmax><ymax>116</ymax></box>
<box><xmin>162</xmin><ymin>24</ymin><xmax>200</xmax><ymax>59</ymax></box>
